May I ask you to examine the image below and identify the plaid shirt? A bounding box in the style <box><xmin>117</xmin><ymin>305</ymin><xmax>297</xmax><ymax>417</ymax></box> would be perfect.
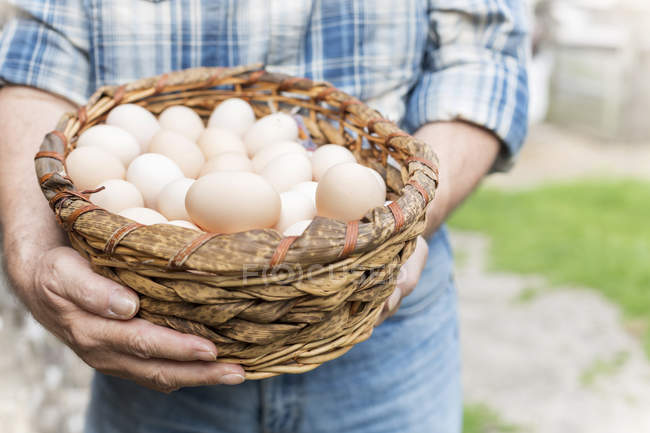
<box><xmin>0</xmin><ymin>0</ymin><xmax>528</xmax><ymax>169</ymax></box>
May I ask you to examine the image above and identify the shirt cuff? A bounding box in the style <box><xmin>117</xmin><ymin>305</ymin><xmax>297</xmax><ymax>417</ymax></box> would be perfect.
<box><xmin>403</xmin><ymin>50</ymin><xmax>529</xmax><ymax>172</ymax></box>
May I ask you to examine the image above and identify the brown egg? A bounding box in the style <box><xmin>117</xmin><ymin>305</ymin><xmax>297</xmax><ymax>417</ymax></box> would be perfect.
<box><xmin>148</xmin><ymin>130</ymin><xmax>205</xmax><ymax>178</ymax></box>
<box><xmin>252</xmin><ymin>141</ymin><xmax>307</xmax><ymax>173</ymax></box>
<box><xmin>65</xmin><ymin>147</ymin><xmax>125</xmax><ymax>191</ymax></box>
<box><xmin>158</xmin><ymin>105</ymin><xmax>205</xmax><ymax>141</ymax></box>
<box><xmin>199</xmin><ymin>153</ymin><xmax>253</xmax><ymax>176</ymax></box>
<box><xmin>261</xmin><ymin>153</ymin><xmax>312</xmax><ymax>192</ymax></box>
<box><xmin>311</xmin><ymin>144</ymin><xmax>356</xmax><ymax>180</ymax></box>
<box><xmin>90</xmin><ymin>179</ymin><xmax>144</xmax><ymax>213</ymax></box>
<box><xmin>197</xmin><ymin>128</ymin><xmax>247</xmax><ymax>159</ymax></box>
<box><xmin>316</xmin><ymin>162</ymin><xmax>386</xmax><ymax>222</ymax></box>
<box><xmin>185</xmin><ymin>172</ymin><xmax>281</xmax><ymax>233</ymax></box>
<box><xmin>118</xmin><ymin>207</ymin><xmax>168</xmax><ymax>225</ymax></box>
<box><xmin>156</xmin><ymin>178</ymin><xmax>194</xmax><ymax>221</ymax></box>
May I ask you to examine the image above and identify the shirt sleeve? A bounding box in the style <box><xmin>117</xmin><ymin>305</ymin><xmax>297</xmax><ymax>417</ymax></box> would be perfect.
<box><xmin>403</xmin><ymin>0</ymin><xmax>529</xmax><ymax>172</ymax></box>
<box><xmin>0</xmin><ymin>1</ymin><xmax>91</xmax><ymax>105</ymax></box>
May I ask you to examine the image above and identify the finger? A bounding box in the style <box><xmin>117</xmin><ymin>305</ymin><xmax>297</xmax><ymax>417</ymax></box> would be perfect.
<box><xmin>71</xmin><ymin>310</ymin><xmax>219</xmax><ymax>362</ymax></box>
<box><xmin>375</xmin><ymin>286</ymin><xmax>402</xmax><ymax>326</ymax></box>
<box><xmin>396</xmin><ymin>236</ymin><xmax>429</xmax><ymax>297</ymax></box>
<box><xmin>93</xmin><ymin>353</ymin><xmax>246</xmax><ymax>392</ymax></box>
<box><xmin>40</xmin><ymin>247</ymin><xmax>139</xmax><ymax>320</ymax></box>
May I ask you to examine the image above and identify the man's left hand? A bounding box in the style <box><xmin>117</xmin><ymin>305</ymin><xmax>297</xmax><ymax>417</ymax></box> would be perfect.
<box><xmin>375</xmin><ymin>236</ymin><xmax>429</xmax><ymax>325</ymax></box>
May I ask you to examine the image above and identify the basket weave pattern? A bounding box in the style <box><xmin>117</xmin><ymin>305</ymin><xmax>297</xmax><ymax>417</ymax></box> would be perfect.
<box><xmin>34</xmin><ymin>65</ymin><xmax>439</xmax><ymax>379</ymax></box>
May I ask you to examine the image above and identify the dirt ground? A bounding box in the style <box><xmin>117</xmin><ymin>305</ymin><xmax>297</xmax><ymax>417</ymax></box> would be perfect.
<box><xmin>1</xmin><ymin>124</ymin><xmax>648</xmax><ymax>433</ymax></box>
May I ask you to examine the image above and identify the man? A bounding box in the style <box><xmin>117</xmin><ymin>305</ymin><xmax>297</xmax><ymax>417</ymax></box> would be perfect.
<box><xmin>0</xmin><ymin>1</ymin><xmax>528</xmax><ymax>432</ymax></box>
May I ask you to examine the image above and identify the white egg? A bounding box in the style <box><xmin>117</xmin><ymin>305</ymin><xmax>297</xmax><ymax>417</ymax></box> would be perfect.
<box><xmin>156</xmin><ymin>178</ymin><xmax>194</xmax><ymax>221</ymax></box>
<box><xmin>158</xmin><ymin>105</ymin><xmax>205</xmax><ymax>142</ymax></box>
<box><xmin>186</xmin><ymin>172</ymin><xmax>281</xmax><ymax>233</ymax></box>
<box><xmin>197</xmin><ymin>128</ymin><xmax>247</xmax><ymax>160</ymax></box>
<box><xmin>166</xmin><ymin>220</ymin><xmax>202</xmax><ymax>231</ymax></box>
<box><xmin>311</xmin><ymin>144</ymin><xmax>357</xmax><ymax>181</ymax></box>
<box><xmin>244</xmin><ymin>112</ymin><xmax>299</xmax><ymax>156</ymax></box>
<box><xmin>261</xmin><ymin>153</ymin><xmax>312</xmax><ymax>193</ymax></box>
<box><xmin>126</xmin><ymin>153</ymin><xmax>184</xmax><ymax>208</ymax></box>
<box><xmin>76</xmin><ymin>125</ymin><xmax>140</xmax><ymax>166</ymax></box>
<box><xmin>208</xmin><ymin>98</ymin><xmax>256</xmax><ymax>137</ymax></box>
<box><xmin>90</xmin><ymin>179</ymin><xmax>144</xmax><ymax>213</ymax></box>
<box><xmin>118</xmin><ymin>207</ymin><xmax>168</xmax><ymax>225</ymax></box>
<box><xmin>316</xmin><ymin>162</ymin><xmax>386</xmax><ymax>222</ymax></box>
<box><xmin>283</xmin><ymin>219</ymin><xmax>313</xmax><ymax>237</ymax></box>
<box><xmin>148</xmin><ymin>130</ymin><xmax>205</xmax><ymax>178</ymax></box>
<box><xmin>65</xmin><ymin>147</ymin><xmax>125</xmax><ymax>191</ymax></box>
<box><xmin>252</xmin><ymin>141</ymin><xmax>307</xmax><ymax>173</ymax></box>
<box><xmin>275</xmin><ymin>191</ymin><xmax>317</xmax><ymax>232</ymax></box>
<box><xmin>290</xmin><ymin>181</ymin><xmax>318</xmax><ymax>207</ymax></box>
<box><xmin>368</xmin><ymin>169</ymin><xmax>387</xmax><ymax>193</ymax></box>
<box><xmin>106</xmin><ymin>104</ymin><xmax>160</xmax><ymax>151</ymax></box>
<box><xmin>199</xmin><ymin>153</ymin><xmax>253</xmax><ymax>176</ymax></box>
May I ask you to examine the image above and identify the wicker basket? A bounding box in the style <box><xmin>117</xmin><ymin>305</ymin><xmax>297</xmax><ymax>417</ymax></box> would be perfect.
<box><xmin>34</xmin><ymin>64</ymin><xmax>439</xmax><ymax>379</ymax></box>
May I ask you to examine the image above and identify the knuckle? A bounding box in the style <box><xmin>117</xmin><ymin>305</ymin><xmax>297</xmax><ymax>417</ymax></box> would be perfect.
<box><xmin>63</xmin><ymin>320</ymin><xmax>96</xmax><ymax>353</ymax></box>
<box><xmin>128</xmin><ymin>330</ymin><xmax>154</xmax><ymax>359</ymax></box>
<box><xmin>145</xmin><ymin>367</ymin><xmax>177</xmax><ymax>393</ymax></box>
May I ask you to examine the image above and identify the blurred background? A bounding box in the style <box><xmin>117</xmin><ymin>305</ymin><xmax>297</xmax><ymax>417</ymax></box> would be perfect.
<box><xmin>1</xmin><ymin>1</ymin><xmax>649</xmax><ymax>432</ymax></box>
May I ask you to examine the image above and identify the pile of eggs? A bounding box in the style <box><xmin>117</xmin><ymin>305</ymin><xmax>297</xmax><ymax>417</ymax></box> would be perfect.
<box><xmin>65</xmin><ymin>98</ymin><xmax>387</xmax><ymax>236</ymax></box>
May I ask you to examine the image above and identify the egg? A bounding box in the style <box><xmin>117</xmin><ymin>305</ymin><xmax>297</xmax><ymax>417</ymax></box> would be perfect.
<box><xmin>186</xmin><ymin>172</ymin><xmax>280</xmax><ymax>233</ymax></box>
<box><xmin>166</xmin><ymin>220</ymin><xmax>202</xmax><ymax>231</ymax></box>
<box><xmin>283</xmin><ymin>219</ymin><xmax>313</xmax><ymax>237</ymax></box>
<box><xmin>261</xmin><ymin>153</ymin><xmax>312</xmax><ymax>193</ymax></box>
<box><xmin>199</xmin><ymin>153</ymin><xmax>253</xmax><ymax>176</ymax></box>
<box><xmin>158</xmin><ymin>105</ymin><xmax>205</xmax><ymax>142</ymax></box>
<box><xmin>244</xmin><ymin>112</ymin><xmax>299</xmax><ymax>156</ymax></box>
<box><xmin>126</xmin><ymin>153</ymin><xmax>184</xmax><ymax>208</ymax></box>
<box><xmin>311</xmin><ymin>144</ymin><xmax>357</xmax><ymax>181</ymax></box>
<box><xmin>156</xmin><ymin>178</ymin><xmax>194</xmax><ymax>221</ymax></box>
<box><xmin>290</xmin><ymin>181</ymin><xmax>318</xmax><ymax>207</ymax></box>
<box><xmin>275</xmin><ymin>191</ymin><xmax>317</xmax><ymax>232</ymax></box>
<box><xmin>148</xmin><ymin>130</ymin><xmax>205</xmax><ymax>178</ymax></box>
<box><xmin>90</xmin><ymin>179</ymin><xmax>144</xmax><ymax>213</ymax></box>
<box><xmin>369</xmin><ymin>169</ymin><xmax>387</xmax><ymax>192</ymax></box>
<box><xmin>252</xmin><ymin>141</ymin><xmax>307</xmax><ymax>173</ymax></box>
<box><xmin>316</xmin><ymin>162</ymin><xmax>386</xmax><ymax>222</ymax></box>
<box><xmin>65</xmin><ymin>147</ymin><xmax>125</xmax><ymax>191</ymax></box>
<box><xmin>106</xmin><ymin>104</ymin><xmax>160</xmax><ymax>151</ymax></box>
<box><xmin>197</xmin><ymin>128</ymin><xmax>247</xmax><ymax>160</ymax></box>
<box><xmin>208</xmin><ymin>98</ymin><xmax>256</xmax><ymax>137</ymax></box>
<box><xmin>76</xmin><ymin>125</ymin><xmax>140</xmax><ymax>166</ymax></box>
<box><xmin>118</xmin><ymin>207</ymin><xmax>168</xmax><ymax>225</ymax></box>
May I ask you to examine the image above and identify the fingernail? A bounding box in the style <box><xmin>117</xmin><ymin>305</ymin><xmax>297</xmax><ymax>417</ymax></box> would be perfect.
<box><xmin>221</xmin><ymin>374</ymin><xmax>245</xmax><ymax>385</ymax></box>
<box><xmin>109</xmin><ymin>294</ymin><xmax>137</xmax><ymax>318</ymax></box>
<box><xmin>387</xmin><ymin>287</ymin><xmax>401</xmax><ymax>311</ymax></box>
<box><xmin>196</xmin><ymin>346</ymin><xmax>217</xmax><ymax>361</ymax></box>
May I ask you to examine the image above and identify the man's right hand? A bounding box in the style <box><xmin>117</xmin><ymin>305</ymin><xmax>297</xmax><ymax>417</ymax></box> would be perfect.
<box><xmin>9</xmin><ymin>246</ymin><xmax>246</xmax><ymax>392</ymax></box>
<box><xmin>1</xmin><ymin>86</ymin><xmax>245</xmax><ymax>393</ymax></box>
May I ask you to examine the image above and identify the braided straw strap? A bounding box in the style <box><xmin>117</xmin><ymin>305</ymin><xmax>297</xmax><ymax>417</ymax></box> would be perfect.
<box><xmin>35</xmin><ymin>65</ymin><xmax>439</xmax><ymax>379</ymax></box>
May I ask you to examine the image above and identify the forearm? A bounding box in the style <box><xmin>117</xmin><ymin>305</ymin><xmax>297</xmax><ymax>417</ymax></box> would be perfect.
<box><xmin>416</xmin><ymin>121</ymin><xmax>500</xmax><ymax>238</ymax></box>
<box><xmin>0</xmin><ymin>86</ymin><xmax>74</xmax><ymax>287</ymax></box>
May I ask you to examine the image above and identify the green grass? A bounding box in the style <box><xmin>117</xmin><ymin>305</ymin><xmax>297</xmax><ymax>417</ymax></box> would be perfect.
<box><xmin>449</xmin><ymin>179</ymin><xmax>650</xmax><ymax>352</ymax></box>
<box><xmin>463</xmin><ymin>404</ymin><xmax>521</xmax><ymax>433</ymax></box>
<box><xmin>580</xmin><ymin>351</ymin><xmax>630</xmax><ymax>387</ymax></box>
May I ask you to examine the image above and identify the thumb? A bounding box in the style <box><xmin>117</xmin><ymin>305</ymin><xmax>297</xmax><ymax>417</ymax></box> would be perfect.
<box><xmin>42</xmin><ymin>247</ymin><xmax>139</xmax><ymax>320</ymax></box>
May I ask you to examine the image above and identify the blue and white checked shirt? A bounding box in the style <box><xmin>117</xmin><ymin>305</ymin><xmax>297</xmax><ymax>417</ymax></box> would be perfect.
<box><xmin>0</xmin><ymin>0</ymin><xmax>528</xmax><ymax>169</ymax></box>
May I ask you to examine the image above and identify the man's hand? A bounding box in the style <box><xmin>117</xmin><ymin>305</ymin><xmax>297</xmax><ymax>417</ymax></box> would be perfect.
<box><xmin>1</xmin><ymin>86</ymin><xmax>245</xmax><ymax>392</ymax></box>
<box><xmin>376</xmin><ymin>121</ymin><xmax>500</xmax><ymax>324</ymax></box>
<box><xmin>376</xmin><ymin>236</ymin><xmax>429</xmax><ymax>325</ymax></box>
<box><xmin>8</xmin><ymin>246</ymin><xmax>245</xmax><ymax>392</ymax></box>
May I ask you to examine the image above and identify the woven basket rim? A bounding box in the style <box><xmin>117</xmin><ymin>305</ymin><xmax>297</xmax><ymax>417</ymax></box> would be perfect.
<box><xmin>34</xmin><ymin>64</ymin><xmax>439</xmax><ymax>275</ymax></box>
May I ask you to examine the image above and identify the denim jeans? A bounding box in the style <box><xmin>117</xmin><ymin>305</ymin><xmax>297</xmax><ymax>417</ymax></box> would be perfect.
<box><xmin>85</xmin><ymin>227</ymin><xmax>461</xmax><ymax>433</ymax></box>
